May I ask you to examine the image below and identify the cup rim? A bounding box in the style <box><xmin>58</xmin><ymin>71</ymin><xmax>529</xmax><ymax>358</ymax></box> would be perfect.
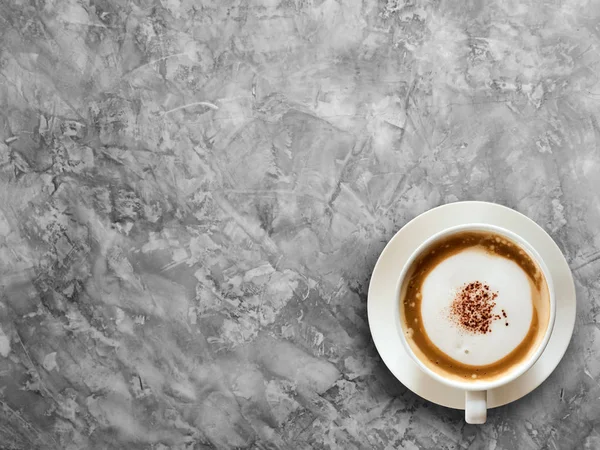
<box><xmin>394</xmin><ymin>223</ymin><xmax>557</xmax><ymax>392</ymax></box>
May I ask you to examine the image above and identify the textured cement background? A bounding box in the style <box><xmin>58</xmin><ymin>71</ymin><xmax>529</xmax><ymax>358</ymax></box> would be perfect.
<box><xmin>0</xmin><ymin>0</ymin><xmax>599</xmax><ymax>448</ymax></box>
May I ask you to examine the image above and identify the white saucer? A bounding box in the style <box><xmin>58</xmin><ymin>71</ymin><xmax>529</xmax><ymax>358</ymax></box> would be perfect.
<box><xmin>368</xmin><ymin>201</ymin><xmax>576</xmax><ymax>409</ymax></box>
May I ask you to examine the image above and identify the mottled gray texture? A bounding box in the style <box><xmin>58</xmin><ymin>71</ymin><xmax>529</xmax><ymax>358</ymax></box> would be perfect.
<box><xmin>0</xmin><ymin>0</ymin><xmax>599</xmax><ymax>448</ymax></box>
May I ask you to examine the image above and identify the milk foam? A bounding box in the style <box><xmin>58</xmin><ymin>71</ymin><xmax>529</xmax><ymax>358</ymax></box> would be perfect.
<box><xmin>420</xmin><ymin>248</ymin><xmax>533</xmax><ymax>366</ymax></box>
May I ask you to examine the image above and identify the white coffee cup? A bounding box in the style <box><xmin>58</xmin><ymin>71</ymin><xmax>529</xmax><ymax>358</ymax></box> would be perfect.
<box><xmin>394</xmin><ymin>223</ymin><xmax>556</xmax><ymax>424</ymax></box>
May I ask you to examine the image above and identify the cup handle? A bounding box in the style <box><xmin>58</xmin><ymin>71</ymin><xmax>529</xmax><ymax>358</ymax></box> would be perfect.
<box><xmin>465</xmin><ymin>390</ymin><xmax>487</xmax><ymax>424</ymax></box>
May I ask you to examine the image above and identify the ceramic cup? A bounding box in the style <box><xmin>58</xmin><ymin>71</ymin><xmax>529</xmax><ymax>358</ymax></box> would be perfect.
<box><xmin>394</xmin><ymin>223</ymin><xmax>556</xmax><ymax>424</ymax></box>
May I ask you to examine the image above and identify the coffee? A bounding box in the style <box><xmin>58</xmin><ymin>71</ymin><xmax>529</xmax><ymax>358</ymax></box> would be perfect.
<box><xmin>399</xmin><ymin>231</ymin><xmax>551</xmax><ymax>382</ymax></box>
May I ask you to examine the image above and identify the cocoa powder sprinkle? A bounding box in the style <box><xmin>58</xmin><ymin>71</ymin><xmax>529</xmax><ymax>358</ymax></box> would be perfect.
<box><xmin>449</xmin><ymin>281</ymin><xmax>505</xmax><ymax>334</ymax></box>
